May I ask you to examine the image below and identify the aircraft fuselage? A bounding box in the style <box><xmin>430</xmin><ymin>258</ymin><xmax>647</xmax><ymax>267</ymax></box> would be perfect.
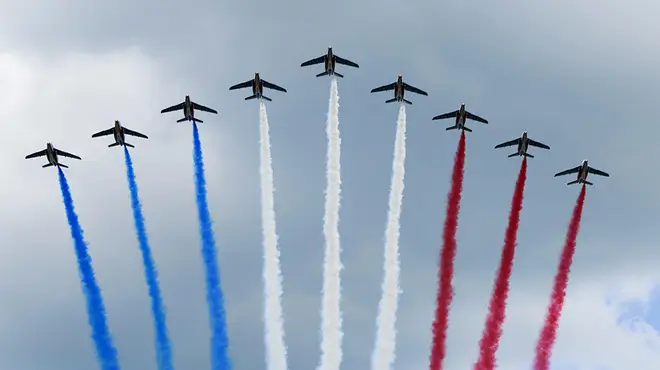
<box><xmin>183</xmin><ymin>95</ymin><xmax>195</xmax><ymax>121</ymax></box>
<box><xmin>46</xmin><ymin>143</ymin><xmax>58</xmax><ymax>166</ymax></box>
<box><xmin>577</xmin><ymin>160</ymin><xmax>589</xmax><ymax>182</ymax></box>
<box><xmin>252</xmin><ymin>73</ymin><xmax>263</xmax><ymax>96</ymax></box>
<box><xmin>113</xmin><ymin>120</ymin><xmax>125</xmax><ymax>145</ymax></box>
<box><xmin>326</xmin><ymin>48</ymin><xmax>335</xmax><ymax>74</ymax></box>
<box><xmin>394</xmin><ymin>75</ymin><xmax>404</xmax><ymax>101</ymax></box>
<box><xmin>518</xmin><ymin>131</ymin><xmax>529</xmax><ymax>154</ymax></box>
<box><xmin>455</xmin><ymin>103</ymin><xmax>468</xmax><ymax>128</ymax></box>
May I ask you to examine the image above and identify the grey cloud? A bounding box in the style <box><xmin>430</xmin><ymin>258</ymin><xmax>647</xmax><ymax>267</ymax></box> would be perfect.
<box><xmin>2</xmin><ymin>1</ymin><xmax>660</xmax><ymax>369</ymax></box>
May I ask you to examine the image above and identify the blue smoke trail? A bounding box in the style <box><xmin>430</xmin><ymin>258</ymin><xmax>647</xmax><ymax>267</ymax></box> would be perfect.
<box><xmin>123</xmin><ymin>147</ymin><xmax>174</xmax><ymax>370</ymax></box>
<box><xmin>192</xmin><ymin>121</ymin><xmax>231</xmax><ymax>370</ymax></box>
<box><xmin>57</xmin><ymin>168</ymin><xmax>120</xmax><ymax>370</ymax></box>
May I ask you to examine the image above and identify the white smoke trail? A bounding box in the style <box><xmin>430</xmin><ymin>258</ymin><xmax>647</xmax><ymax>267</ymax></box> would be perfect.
<box><xmin>317</xmin><ymin>77</ymin><xmax>343</xmax><ymax>370</ymax></box>
<box><xmin>259</xmin><ymin>101</ymin><xmax>289</xmax><ymax>370</ymax></box>
<box><xmin>371</xmin><ymin>104</ymin><xmax>407</xmax><ymax>370</ymax></box>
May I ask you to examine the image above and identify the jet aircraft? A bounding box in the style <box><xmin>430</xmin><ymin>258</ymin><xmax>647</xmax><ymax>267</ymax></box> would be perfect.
<box><xmin>494</xmin><ymin>131</ymin><xmax>550</xmax><ymax>158</ymax></box>
<box><xmin>160</xmin><ymin>95</ymin><xmax>218</xmax><ymax>123</ymax></box>
<box><xmin>432</xmin><ymin>103</ymin><xmax>488</xmax><ymax>132</ymax></box>
<box><xmin>554</xmin><ymin>160</ymin><xmax>609</xmax><ymax>186</ymax></box>
<box><xmin>25</xmin><ymin>143</ymin><xmax>81</xmax><ymax>168</ymax></box>
<box><xmin>92</xmin><ymin>120</ymin><xmax>148</xmax><ymax>148</ymax></box>
<box><xmin>370</xmin><ymin>75</ymin><xmax>428</xmax><ymax>104</ymax></box>
<box><xmin>300</xmin><ymin>47</ymin><xmax>359</xmax><ymax>78</ymax></box>
<box><xmin>229</xmin><ymin>73</ymin><xmax>287</xmax><ymax>102</ymax></box>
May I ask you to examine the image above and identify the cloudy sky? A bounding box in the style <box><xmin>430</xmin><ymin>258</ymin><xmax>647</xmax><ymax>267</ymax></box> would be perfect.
<box><xmin>2</xmin><ymin>0</ymin><xmax>660</xmax><ymax>369</ymax></box>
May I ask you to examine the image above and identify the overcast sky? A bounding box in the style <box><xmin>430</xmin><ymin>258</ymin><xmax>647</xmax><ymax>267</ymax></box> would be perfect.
<box><xmin>2</xmin><ymin>1</ymin><xmax>660</xmax><ymax>369</ymax></box>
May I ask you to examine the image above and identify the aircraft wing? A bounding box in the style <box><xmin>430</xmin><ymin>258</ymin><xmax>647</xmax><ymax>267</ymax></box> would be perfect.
<box><xmin>494</xmin><ymin>138</ymin><xmax>520</xmax><ymax>149</ymax></box>
<box><xmin>466</xmin><ymin>111</ymin><xmax>488</xmax><ymax>124</ymax></box>
<box><xmin>403</xmin><ymin>83</ymin><xmax>428</xmax><ymax>96</ymax></box>
<box><xmin>161</xmin><ymin>102</ymin><xmax>184</xmax><ymax>113</ymax></box>
<box><xmin>588</xmin><ymin>167</ymin><xmax>610</xmax><ymax>177</ymax></box>
<box><xmin>554</xmin><ymin>166</ymin><xmax>581</xmax><ymax>177</ymax></box>
<box><xmin>123</xmin><ymin>127</ymin><xmax>149</xmax><ymax>139</ymax></box>
<box><xmin>528</xmin><ymin>138</ymin><xmax>550</xmax><ymax>150</ymax></box>
<box><xmin>335</xmin><ymin>56</ymin><xmax>359</xmax><ymax>68</ymax></box>
<box><xmin>55</xmin><ymin>149</ymin><xmax>81</xmax><ymax>160</ymax></box>
<box><xmin>92</xmin><ymin>128</ymin><xmax>114</xmax><ymax>138</ymax></box>
<box><xmin>192</xmin><ymin>102</ymin><xmax>218</xmax><ymax>114</ymax></box>
<box><xmin>25</xmin><ymin>149</ymin><xmax>47</xmax><ymax>159</ymax></box>
<box><xmin>262</xmin><ymin>80</ymin><xmax>287</xmax><ymax>93</ymax></box>
<box><xmin>371</xmin><ymin>82</ymin><xmax>396</xmax><ymax>93</ymax></box>
<box><xmin>229</xmin><ymin>80</ymin><xmax>253</xmax><ymax>90</ymax></box>
<box><xmin>432</xmin><ymin>110</ymin><xmax>458</xmax><ymax>120</ymax></box>
<box><xmin>301</xmin><ymin>55</ymin><xmax>325</xmax><ymax>67</ymax></box>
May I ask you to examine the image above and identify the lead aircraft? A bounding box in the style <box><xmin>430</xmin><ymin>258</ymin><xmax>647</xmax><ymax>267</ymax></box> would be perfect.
<box><xmin>300</xmin><ymin>47</ymin><xmax>359</xmax><ymax>78</ymax></box>
<box><xmin>229</xmin><ymin>73</ymin><xmax>287</xmax><ymax>102</ymax></box>
<box><xmin>370</xmin><ymin>74</ymin><xmax>428</xmax><ymax>104</ymax></box>
<box><xmin>160</xmin><ymin>95</ymin><xmax>218</xmax><ymax>123</ymax></box>
<box><xmin>554</xmin><ymin>160</ymin><xmax>609</xmax><ymax>185</ymax></box>
<box><xmin>494</xmin><ymin>131</ymin><xmax>550</xmax><ymax>158</ymax></box>
<box><xmin>432</xmin><ymin>103</ymin><xmax>488</xmax><ymax>132</ymax></box>
<box><xmin>92</xmin><ymin>120</ymin><xmax>148</xmax><ymax>148</ymax></box>
<box><xmin>25</xmin><ymin>143</ymin><xmax>81</xmax><ymax>168</ymax></box>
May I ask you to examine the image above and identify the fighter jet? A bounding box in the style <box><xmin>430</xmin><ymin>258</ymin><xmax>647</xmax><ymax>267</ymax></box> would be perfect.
<box><xmin>300</xmin><ymin>47</ymin><xmax>359</xmax><ymax>78</ymax></box>
<box><xmin>432</xmin><ymin>103</ymin><xmax>488</xmax><ymax>132</ymax></box>
<box><xmin>92</xmin><ymin>120</ymin><xmax>148</xmax><ymax>148</ymax></box>
<box><xmin>370</xmin><ymin>74</ymin><xmax>428</xmax><ymax>104</ymax></box>
<box><xmin>160</xmin><ymin>95</ymin><xmax>218</xmax><ymax>123</ymax></box>
<box><xmin>494</xmin><ymin>131</ymin><xmax>550</xmax><ymax>158</ymax></box>
<box><xmin>229</xmin><ymin>73</ymin><xmax>287</xmax><ymax>102</ymax></box>
<box><xmin>25</xmin><ymin>143</ymin><xmax>81</xmax><ymax>168</ymax></box>
<box><xmin>554</xmin><ymin>160</ymin><xmax>609</xmax><ymax>186</ymax></box>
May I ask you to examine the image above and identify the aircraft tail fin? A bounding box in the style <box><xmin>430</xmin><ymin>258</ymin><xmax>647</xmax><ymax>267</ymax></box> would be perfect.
<box><xmin>58</xmin><ymin>163</ymin><xmax>69</xmax><ymax>169</ymax></box>
<box><xmin>334</xmin><ymin>72</ymin><xmax>344</xmax><ymax>78</ymax></box>
<box><xmin>403</xmin><ymin>99</ymin><xmax>412</xmax><ymax>105</ymax></box>
<box><xmin>584</xmin><ymin>180</ymin><xmax>593</xmax><ymax>186</ymax></box>
<box><xmin>42</xmin><ymin>163</ymin><xmax>54</xmax><ymax>168</ymax></box>
<box><xmin>462</xmin><ymin>126</ymin><xmax>473</xmax><ymax>132</ymax></box>
<box><xmin>176</xmin><ymin>117</ymin><xmax>188</xmax><ymax>123</ymax></box>
<box><xmin>508</xmin><ymin>153</ymin><xmax>519</xmax><ymax>158</ymax></box>
<box><xmin>566</xmin><ymin>180</ymin><xmax>580</xmax><ymax>186</ymax></box>
<box><xmin>124</xmin><ymin>143</ymin><xmax>134</xmax><ymax>148</ymax></box>
<box><xmin>446</xmin><ymin>126</ymin><xmax>458</xmax><ymax>131</ymax></box>
<box><xmin>316</xmin><ymin>71</ymin><xmax>330</xmax><ymax>78</ymax></box>
<box><xmin>260</xmin><ymin>95</ymin><xmax>272</xmax><ymax>102</ymax></box>
<box><xmin>245</xmin><ymin>94</ymin><xmax>258</xmax><ymax>100</ymax></box>
<box><xmin>523</xmin><ymin>152</ymin><xmax>534</xmax><ymax>158</ymax></box>
<box><xmin>109</xmin><ymin>142</ymin><xmax>120</xmax><ymax>148</ymax></box>
<box><xmin>385</xmin><ymin>98</ymin><xmax>397</xmax><ymax>104</ymax></box>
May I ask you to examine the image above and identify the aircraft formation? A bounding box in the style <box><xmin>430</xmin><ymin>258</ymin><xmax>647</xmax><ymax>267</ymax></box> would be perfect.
<box><xmin>23</xmin><ymin>46</ymin><xmax>611</xmax><ymax>186</ymax></box>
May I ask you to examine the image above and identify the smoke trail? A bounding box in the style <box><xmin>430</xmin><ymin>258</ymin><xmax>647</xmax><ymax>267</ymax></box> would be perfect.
<box><xmin>533</xmin><ymin>185</ymin><xmax>587</xmax><ymax>370</ymax></box>
<box><xmin>429</xmin><ymin>131</ymin><xmax>467</xmax><ymax>370</ymax></box>
<box><xmin>473</xmin><ymin>157</ymin><xmax>528</xmax><ymax>370</ymax></box>
<box><xmin>258</xmin><ymin>102</ymin><xmax>288</xmax><ymax>370</ymax></box>
<box><xmin>371</xmin><ymin>103</ymin><xmax>407</xmax><ymax>370</ymax></box>
<box><xmin>123</xmin><ymin>147</ymin><xmax>174</xmax><ymax>370</ymax></box>
<box><xmin>318</xmin><ymin>77</ymin><xmax>343</xmax><ymax>370</ymax></box>
<box><xmin>192</xmin><ymin>122</ymin><xmax>231</xmax><ymax>370</ymax></box>
<box><xmin>57</xmin><ymin>168</ymin><xmax>120</xmax><ymax>370</ymax></box>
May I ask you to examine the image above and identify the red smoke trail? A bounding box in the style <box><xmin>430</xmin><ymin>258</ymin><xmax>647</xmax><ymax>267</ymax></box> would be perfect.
<box><xmin>473</xmin><ymin>157</ymin><xmax>528</xmax><ymax>370</ymax></box>
<box><xmin>429</xmin><ymin>131</ymin><xmax>466</xmax><ymax>370</ymax></box>
<box><xmin>533</xmin><ymin>184</ymin><xmax>587</xmax><ymax>370</ymax></box>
